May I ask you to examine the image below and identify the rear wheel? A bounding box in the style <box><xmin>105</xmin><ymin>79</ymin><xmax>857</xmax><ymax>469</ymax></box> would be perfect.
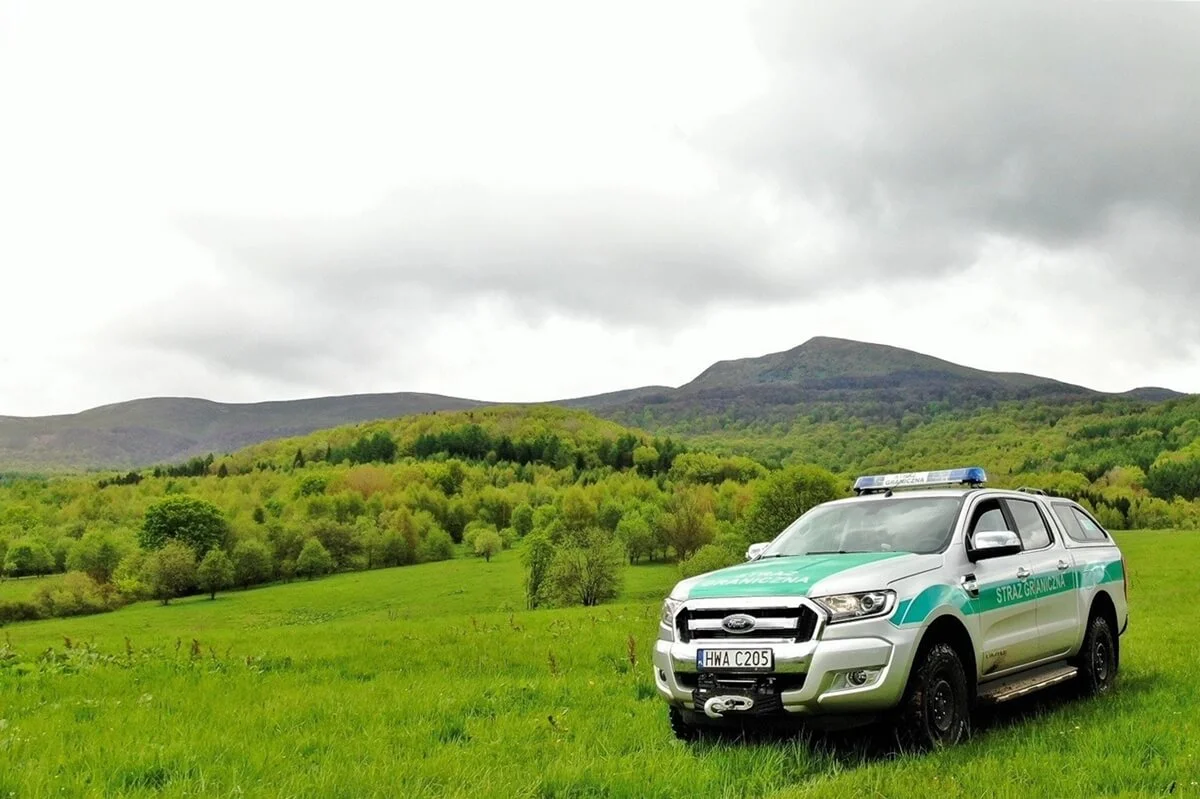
<box><xmin>895</xmin><ymin>642</ymin><xmax>971</xmax><ymax>749</ymax></box>
<box><xmin>1074</xmin><ymin>614</ymin><xmax>1117</xmax><ymax>697</ymax></box>
<box><xmin>668</xmin><ymin>706</ymin><xmax>702</xmax><ymax>741</ymax></box>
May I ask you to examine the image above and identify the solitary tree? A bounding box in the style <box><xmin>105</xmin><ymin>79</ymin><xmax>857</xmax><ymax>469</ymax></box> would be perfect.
<box><xmin>474</xmin><ymin>529</ymin><xmax>502</xmax><ymax>562</ymax></box>
<box><xmin>139</xmin><ymin>496</ymin><xmax>228</xmax><ymax>556</ymax></box>
<box><xmin>196</xmin><ymin>548</ymin><xmax>235</xmax><ymax>599</ymax></box>
<box><xmin>296</xmin><ymin>538</ymin><xmax>334</xmax><ymax>580</ymax></box>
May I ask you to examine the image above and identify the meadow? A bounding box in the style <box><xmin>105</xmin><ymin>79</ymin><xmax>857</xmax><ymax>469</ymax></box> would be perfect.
<box><xmin>1</xmin><ymin>532</ymin><xmax>1197</xmax><ymax>799</ymax></box>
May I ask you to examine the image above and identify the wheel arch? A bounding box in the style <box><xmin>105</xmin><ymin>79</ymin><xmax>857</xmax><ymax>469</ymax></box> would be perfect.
<box><xmin>914</xmin><ymin>613</ymin><xmax>978</xmax><ymax>702</ymax></box>
<box><xmin>1088</xmin><ymin>589</ymin><xmax>1120</xmax><ymax>665</ymax></box>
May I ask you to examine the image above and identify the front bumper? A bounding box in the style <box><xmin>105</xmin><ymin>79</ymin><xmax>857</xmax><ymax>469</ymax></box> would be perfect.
<box><xmin>653</xmin><ymin>616</ymin><xmax>921</xmax><ymax>717</ymax></box>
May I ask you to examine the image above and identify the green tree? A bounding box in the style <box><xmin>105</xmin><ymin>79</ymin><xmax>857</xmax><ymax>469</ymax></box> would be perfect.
<box><xmin>510</xmin><ymin>503</ymin><xmax>535</xmax><ymax>538</ymax></box>
<box><xmin>522</xmin><ymin>530</ymin><xmax>555</xmax><ymax>608</ymax></box>
<box><xmin>232</xmin><ymin>539</ymin><xmax>274</xmax><ymax>588</ymax></box>
<box><xmin>196</xmin><ymin>548</ymin><xmax>235</xmax><ymax>599</ymax></box>
<box><xmin>660</xmin><ymin>487</ymin><xmax>717</xmax><ymax>561</ymax></box>
<box><xmin>615</xmin><ymin>512</ymin><xmax>654</xmax><ymax>564</ymax></box>
<box><xmin>543</xmin><ymin>529</ymin><xmax>624</xmax><ymax>607</ymax></box>
<box><xmin>3</xmin><ymin>538</ymin><xmax>53</xmax><ymax>577</ymax></box>
<box><xmin>139</xmin><ymin>496</ymin><xmax>228</xmax><ymax>555</ymax></box>
<box><xmin>743</xmin><ymin>465</ymin><xmax>843</xmax><ymax>544</ymax></box>
<box><xmin>67</xmin><ymin>531</ymin><xmax>127</xmax><ymax>583</ymax></box>
<box><xmin>473</xmin><ymin>529</ymin><xmax>502</xmax><ymax>562</ymax></box>
<box><xmin>140</xmin><ymin>541</ymin><xmax>197</xmax><ymax>605</ymax></box>
<box><xmin>296</xmin><ymin>538</ymin><xmax>335</xmax><ymax>580</ymax></box>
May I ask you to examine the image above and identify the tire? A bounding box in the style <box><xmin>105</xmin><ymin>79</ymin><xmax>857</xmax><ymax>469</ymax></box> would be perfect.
<box><xmin>668</xmin><ymin>706</ymin><xmax>702</xmax><ymax>742</ymax></box>
<box><xmin>1074</xmin><ymin>614</ymin><xmax>1117</xmax><ymax>697</ymax></box>
<box><xmin>895</xmin><ymin>642</ymin><xmax>971</xmax><ymax>749</ymax></box>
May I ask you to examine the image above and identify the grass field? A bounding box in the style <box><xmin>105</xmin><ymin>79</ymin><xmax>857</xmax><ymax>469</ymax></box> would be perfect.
<box><xmin>1</xmin><ymin>533</ymin><xmax>1197</xmax><ymax>798</ymax></box>
<box><xmin>0</xmin><ymin>573</ymin><xmax>64</xmax><ymax>602</ymax></box>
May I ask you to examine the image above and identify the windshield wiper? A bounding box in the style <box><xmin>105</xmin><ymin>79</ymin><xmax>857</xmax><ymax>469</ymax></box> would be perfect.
<box><xmin>804</xmin><ymin>549</ymin><xmax>868</xmax><ymax>555</ymax></box>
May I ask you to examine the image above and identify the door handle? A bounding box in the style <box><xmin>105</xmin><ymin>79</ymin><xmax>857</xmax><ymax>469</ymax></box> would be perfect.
<box><xmin>1016</xmin><ymin>566</ymin><xmax>1031</xmax><ymax>580</ymax></box>
<box><xmin>1057</xmin><ymin>560</ymin><xmax>1070</xmax><ymax>571</ymax></box>
<box><xmin>960</xmin><ymin>574</ymin><xmax>979</xmax><ymax>598</ymax></box>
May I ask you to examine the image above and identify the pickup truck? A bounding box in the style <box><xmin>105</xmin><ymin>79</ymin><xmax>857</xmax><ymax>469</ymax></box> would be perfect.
<box><xmin>654</xmin><ymin>467</ymin><xmax>1128</xmax><ymax>747</ymax></box>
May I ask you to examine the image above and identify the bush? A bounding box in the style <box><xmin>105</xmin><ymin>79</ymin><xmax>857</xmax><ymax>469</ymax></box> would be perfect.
<box><xmin>33</xmin><ymin>572</ymin><xmax>120</xmax><ymax>617</ymax></box>
<box><xmin>678</xmin><ymin>544</ymin><xmax>742</xmax><ymax>579</ymax></box>
<box><xmin>0</xmin><ymin>599</ymin><xmax>43</xmax><ymax>625</ymax></box>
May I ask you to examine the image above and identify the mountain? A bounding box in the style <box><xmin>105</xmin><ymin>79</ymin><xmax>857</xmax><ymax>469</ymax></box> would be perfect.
<box><xmin>0</xmin><ymin>393</ymin><xmax>486</xmax><ymax>471</ymax></box>
<box><xmin>0</xmin><ymin>337</ymin><xmax>1186</xmax><ymax>471</ymax></box>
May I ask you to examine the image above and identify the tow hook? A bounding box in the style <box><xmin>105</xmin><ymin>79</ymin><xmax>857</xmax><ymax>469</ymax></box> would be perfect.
<box><xmin>703</xmin><ymin>695</ymin><xmax>755</xmax><ymax>718</ymax></box>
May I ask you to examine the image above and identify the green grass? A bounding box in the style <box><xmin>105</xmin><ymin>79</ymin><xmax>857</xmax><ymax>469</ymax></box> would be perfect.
<box><xmin>1</xmin><ymin>534</ymin><xmax>1197</xmax><ymax>798</ymax></box>
<box><xmin>0</xmin><ymin>573</ymin><xmax>64</xmax><ymax>601</ymax></box>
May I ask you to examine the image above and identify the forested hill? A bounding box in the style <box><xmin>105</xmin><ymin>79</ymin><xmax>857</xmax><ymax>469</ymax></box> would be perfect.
<box><xmin>0</xmin><ymin>336</ymin><xmax>1187</xmax><ymax>470</ymax></box>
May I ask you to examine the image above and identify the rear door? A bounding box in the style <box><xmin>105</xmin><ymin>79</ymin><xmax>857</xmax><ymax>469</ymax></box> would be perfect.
<box><xmin>1003</xmin><ymin>497</ymin><xmax>1080</xmax><ymax>660</ymax></box>
<box><xmin>963</xmin><ymin>497</ymin><xmax>1042</xmax><ymax>674</ymax></box>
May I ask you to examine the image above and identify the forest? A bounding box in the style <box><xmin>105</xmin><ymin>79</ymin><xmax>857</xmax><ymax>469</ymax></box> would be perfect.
<box><xmin>1</xmin><ymin>399</ymin><xmax>1198</xmax><ymax>624</ymax></box>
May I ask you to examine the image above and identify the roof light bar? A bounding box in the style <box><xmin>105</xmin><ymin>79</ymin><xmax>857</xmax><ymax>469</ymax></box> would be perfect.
<box><xmin>853</xmin><ymin>467</ymin><xmax>987</xmax><ymax>495</ymax></box>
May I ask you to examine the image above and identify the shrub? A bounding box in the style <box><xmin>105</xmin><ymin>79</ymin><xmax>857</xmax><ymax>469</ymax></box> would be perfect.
<box><xmin>3</xmin><ymin>538</ymin><xmax>53</xmax><ymax>577</ymax></box>
<box><xmin>33</xmin><ymin>572</ymin><xmax>119</xmax><ymax>617</ymax></box>
<box><xmin>0</xmin><ymin>599</ymin><xmax>43</xmax><ymax>625</ymax></box>
<box><xmin>678</xmin><ymin>543</ymin><xmax>742</xmax><ymax>579</ymax></box>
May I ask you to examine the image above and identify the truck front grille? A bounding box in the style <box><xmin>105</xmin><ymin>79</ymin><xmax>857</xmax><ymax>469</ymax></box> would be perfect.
<box><xmin>676</xmin><ymin>605</ymin><xmax>819</xmax><ymax>644</ymax></box>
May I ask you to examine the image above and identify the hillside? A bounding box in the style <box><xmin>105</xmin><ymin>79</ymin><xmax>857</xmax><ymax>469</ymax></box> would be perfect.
<box><xmin>0</xmin><ymin>336</ymin><xmax>1187</xmax><ymax>471</ymax></box>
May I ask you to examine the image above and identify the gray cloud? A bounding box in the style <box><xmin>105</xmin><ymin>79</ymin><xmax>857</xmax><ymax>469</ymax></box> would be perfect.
<box><xmin>140</xmin><ymin>1</ymin><xmax>1200</xmax><ymax>382</ymax></box>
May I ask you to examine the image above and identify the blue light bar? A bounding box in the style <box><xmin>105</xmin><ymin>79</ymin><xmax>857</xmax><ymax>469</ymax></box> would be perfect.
<box><xmin>853</xmin><ymin>467</ymin><xmax>987</xmax><ymax>494</ymax></box>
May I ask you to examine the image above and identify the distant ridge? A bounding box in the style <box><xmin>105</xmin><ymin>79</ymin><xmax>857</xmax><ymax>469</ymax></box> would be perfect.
<box><xmin>0</xmin><ymin>337</ymin><xmax>1186</xmax><ymax>470</ymax></box>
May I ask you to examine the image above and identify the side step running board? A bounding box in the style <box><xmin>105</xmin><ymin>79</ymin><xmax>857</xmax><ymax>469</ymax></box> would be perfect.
<box><xmin>978</xmin><ymin>663</ymin><xmax>1078</xmax><ymax>704</ymax></box>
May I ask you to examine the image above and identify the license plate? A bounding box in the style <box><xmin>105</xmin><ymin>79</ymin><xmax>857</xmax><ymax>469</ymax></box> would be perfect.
<box><xmin>696</xmin><ymin>648</ymin><xmax>774</xmax><ymax>671</ymax></box>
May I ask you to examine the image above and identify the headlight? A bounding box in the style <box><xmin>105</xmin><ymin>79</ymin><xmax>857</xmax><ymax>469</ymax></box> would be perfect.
<box><xmin>812</xmin><ymin>590</ymin><xmax>895</xmax><ymax>623</ymax></box>
<box><xmin>660</xmin><ymin>598</ymin><xmax>683</xmax><ymax>628</ymax></box>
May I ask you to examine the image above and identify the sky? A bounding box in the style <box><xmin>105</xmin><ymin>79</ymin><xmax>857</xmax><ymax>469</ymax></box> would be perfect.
<box><xmin>2</xmin><ymin>0</ymin><xmax>1199</xmax><ymax>417</ymax></box>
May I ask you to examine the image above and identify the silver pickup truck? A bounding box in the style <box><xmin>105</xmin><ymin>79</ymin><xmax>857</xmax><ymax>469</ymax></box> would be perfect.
<box><xmin>654</xmin><ymin>468</ymin><xmax>1128</xmax><ymax>747</ymax></box>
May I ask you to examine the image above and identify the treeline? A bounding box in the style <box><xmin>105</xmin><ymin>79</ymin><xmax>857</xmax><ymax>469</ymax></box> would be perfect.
<box><xmin>1</xmin><ymin>408</ymin><xmax>796</xmax><ymax>624</ymax></box>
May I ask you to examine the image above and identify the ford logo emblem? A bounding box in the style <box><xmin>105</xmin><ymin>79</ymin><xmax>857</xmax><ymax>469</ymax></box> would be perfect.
<box><xmin>721</xmin><ymin>613</ymin><xmax>757</xmax><ymax>634</ymax></box>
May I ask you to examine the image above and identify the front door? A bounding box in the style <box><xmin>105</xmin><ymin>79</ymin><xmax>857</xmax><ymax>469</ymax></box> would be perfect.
<box><xmin>963</xmin><ymin>498</ymin><xmax>1043</xmax><ymax>675</ymax></box>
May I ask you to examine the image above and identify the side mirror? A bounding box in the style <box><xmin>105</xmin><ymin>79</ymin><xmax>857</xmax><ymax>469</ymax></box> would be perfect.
<box><xmin>969</xmin><ymin>530</ymin><xmax>1022</xmax><ymax>562</ymax></box>
<box><xmin>745</xmin><ymin>542</ymin><xmax>769</xmax><ymax>561</ymax></box>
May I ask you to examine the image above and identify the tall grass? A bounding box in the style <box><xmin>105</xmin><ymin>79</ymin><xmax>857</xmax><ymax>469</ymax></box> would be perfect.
<box><xmin>0</xmin><ymin>533</ymin><xmax>1196</xmax><ymax>798</ymax></box>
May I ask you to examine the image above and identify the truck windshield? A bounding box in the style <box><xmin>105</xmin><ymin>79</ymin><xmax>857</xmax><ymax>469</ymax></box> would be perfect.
<box><xmin>760</xmin><ymin>497</ymin><xmax>964</xmax><ymax>557</ymax></box>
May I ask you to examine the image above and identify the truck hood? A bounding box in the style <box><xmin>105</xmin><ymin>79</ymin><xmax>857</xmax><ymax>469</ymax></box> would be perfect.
<box><xmin>675</xmin><ymin>552</ymin><xmax>942</xmax><ymax>600</ymax></box>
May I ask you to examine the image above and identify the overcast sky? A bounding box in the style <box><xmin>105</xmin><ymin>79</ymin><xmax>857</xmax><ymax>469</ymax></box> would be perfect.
<box><xmin>2</xmin><ymin>1</ymin><xmax>1199</xmax><ymax>417</ymax></box>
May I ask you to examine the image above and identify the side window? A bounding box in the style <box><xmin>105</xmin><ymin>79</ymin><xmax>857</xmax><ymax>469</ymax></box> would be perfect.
<box><xmin>1052</xmin><ymin>504</ymin><xmax>1088</xmax><ymax>543</ymax></box>
<box><xmin>1073</xmin><ymin>509</ymin><xmax>1110</xmax><ymax>542</ymax></box>
<box><xmin>1005</xmin><ymin>499</ymin><xmax>1051</xmax><ymax>550</ymax></box>
<box><xmin>967</xmin><ymin>499</ymin><xmax>1009</xmax><ymax>547</ymax></box>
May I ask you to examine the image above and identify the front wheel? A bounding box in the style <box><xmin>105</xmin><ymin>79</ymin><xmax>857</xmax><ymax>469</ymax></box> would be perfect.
<box><xmin>895</xmin><ymin>642</ymin><xmax>971</xmax><ymax>750</ymax></box>
<box><xmin>1074</xmin><ymin>614</ymin><xmax>1117</xmax><ymax>697</ymax></box>
<box><xmin>668</xmin><ymin>706</ymin><xmax>702</xmax><ymax>741</ymax></box>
